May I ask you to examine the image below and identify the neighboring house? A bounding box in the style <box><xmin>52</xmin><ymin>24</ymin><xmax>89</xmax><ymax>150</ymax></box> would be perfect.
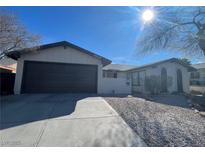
<box><xmin>6</xmin><ymin>41</ymin><xmax>195</xmax><ymax>95</ymax></box>
<box><xmin>0</xmin><ymin>65</ymin><xmax>15</xmax><ymax>73</ymax></box>
<box><xmin>190</xmin><ymin>63</ymin><xmax>205</xmax><ymax>94</ymax></box>
<box><xmin>0</xmin><ymin>58</ymin><xmax>16</xmax><ymax>95</ymax></box>
<box><xmin>0</xmin><ymin>57</ymin><xmax>17</xmax><ymax>73</ymax></box>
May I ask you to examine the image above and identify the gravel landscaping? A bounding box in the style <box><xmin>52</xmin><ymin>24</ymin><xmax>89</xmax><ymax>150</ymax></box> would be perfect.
<box><xmin>104</xmin><ymin>96</ymin><xmax>205</xmax><ymax>147</ymax></box>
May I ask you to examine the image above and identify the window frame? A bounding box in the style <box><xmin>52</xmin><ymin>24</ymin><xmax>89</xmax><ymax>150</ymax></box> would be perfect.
<box><xmin>191</xmin><ymin>72</ymin><xmax>200</xmax><ymax>79</ymax></box>
<box><xmin>103</xmin><ymin>70</ymin><xmax>118</xmax><ymax>78</ymax></box>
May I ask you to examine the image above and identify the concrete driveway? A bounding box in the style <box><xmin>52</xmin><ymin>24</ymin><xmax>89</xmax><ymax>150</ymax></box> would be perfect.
<box><xmin>0</xmin><ymin>94</ymin><xmax>146</xmax><ymax>147</ymax></box>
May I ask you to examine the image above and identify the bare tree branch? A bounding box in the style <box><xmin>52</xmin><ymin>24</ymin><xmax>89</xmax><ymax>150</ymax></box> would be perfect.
<box><xmin>137</xmin><ymin>7</ymin><xmax>205</xmax><ymax>57</ymax></box>
<box><xmin>0</xmin><ymin>10</ymin><xmax>41</xmax><ymax>59</ymax></box>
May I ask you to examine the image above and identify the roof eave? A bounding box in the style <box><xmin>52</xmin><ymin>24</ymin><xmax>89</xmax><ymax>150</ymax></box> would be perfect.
<box><xmin>6</xmin><ymin>51</ymin><xmax>21</xmax><ymax>60</ymax></box>
<box><xmin>187</xmin><ymin>67</ymin><xmax>197</xmax><ymax>72</ymax></box>
<box><xmin>5</xmin><ymin>41</ymin><xmax>111</xmax><ymax>66</ymax></box>
<box><xmin>127</xmin><ymin>58</ymin><xmax>197</xmax><ymax>72</ymax></box>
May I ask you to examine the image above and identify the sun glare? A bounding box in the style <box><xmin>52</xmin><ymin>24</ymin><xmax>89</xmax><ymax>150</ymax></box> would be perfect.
<box><xmin>142</xmin><ymin>9</ymin><xmax>154</xmax><ymax>22</ymax></box>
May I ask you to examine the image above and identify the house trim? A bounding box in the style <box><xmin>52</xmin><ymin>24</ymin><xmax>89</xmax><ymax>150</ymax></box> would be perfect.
<box><xmin>6</xmin><ymin>41</ymin><xmax>111</xmax><ymax>66</ymax></box>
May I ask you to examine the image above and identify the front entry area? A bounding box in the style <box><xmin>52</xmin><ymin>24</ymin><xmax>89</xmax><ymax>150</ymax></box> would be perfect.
<box><xmin>21</xmin><ymin>61</ymin><xmax>98</xmax><ymax>93</ymax></box>
<box><xmin>177</xmin><ymin>69</ymin><xmax>183</xmax><ymax>92</ymax></box>
<box><xmin>161</xmin><ymin>68</ymin><xmax>167</xmax><ymax>93</ymax></box>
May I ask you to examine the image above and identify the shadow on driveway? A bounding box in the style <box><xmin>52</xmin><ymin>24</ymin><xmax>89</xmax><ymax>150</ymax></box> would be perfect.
<box><xmin>0</xmin><ymin>94</ymin><xmax>94</xmax><ymax>130</ymax></box>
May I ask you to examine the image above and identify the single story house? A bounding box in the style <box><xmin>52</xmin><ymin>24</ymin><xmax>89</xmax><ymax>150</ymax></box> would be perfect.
<box><xmin>6</xmin><ymin>41</ymin><xmax>196</xmax><ymax>95</ymax></box>
<box><xmin>6</xmin><ymin>41</ymin><xmax>111</xmax><ymax>94</ymax></box>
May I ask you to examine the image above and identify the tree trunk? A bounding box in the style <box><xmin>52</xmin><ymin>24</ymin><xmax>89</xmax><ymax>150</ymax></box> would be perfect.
<box><xmin>199</xmin><ymin>39</ymin><xmax>205</xmax><ymax>55</ymax></box>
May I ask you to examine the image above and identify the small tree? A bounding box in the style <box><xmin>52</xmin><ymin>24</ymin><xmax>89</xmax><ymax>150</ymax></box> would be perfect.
<box><xmin>0</xmin><ymin>10</ymin><xmax>40</xmax><ymax>59</ymax></box>
<box><xmin>137</xmin><ymin>7</ymin><xmax>205</xmax><ymax>57</ymax></box>
<box><xmin>177</xmin><ymin>58</ymin><xmax>191</xmax><ymax>65</ymax></box>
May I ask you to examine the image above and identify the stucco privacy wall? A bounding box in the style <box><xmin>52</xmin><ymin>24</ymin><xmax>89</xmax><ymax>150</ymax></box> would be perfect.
<box><xmin>14</xmin><ymin>46</ymin><xmax>103</xmax><ymax>94</ymax></box>
<box><xmin>100</xmin><ymin>78</ymin><xmax>131</xmax><ymax>94</ymax></box>
<box><xmin>99</xmin><ymin>71</ymin><xmax>132</xmax><ymax>94</ymax></box>
<box><xmin>131</xmin><ymin>61</ymin><xmax>190</xmax><ymax>93</ymax></box>
<box><xmin>163</xmin><ymin>62</ymin><xmax>190</xmax><ymax>93</ymax></box>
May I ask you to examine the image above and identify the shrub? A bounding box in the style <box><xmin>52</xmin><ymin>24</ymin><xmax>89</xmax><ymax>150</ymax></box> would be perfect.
<box><xmin>145</xmin><ymin>75</ymin><xmax>173</xmax><ymax>94</ymax></box>
<box><xmin>145</xmin><ymin>75</ymin><xmax>161</xmax><ymax>95</ymax></box>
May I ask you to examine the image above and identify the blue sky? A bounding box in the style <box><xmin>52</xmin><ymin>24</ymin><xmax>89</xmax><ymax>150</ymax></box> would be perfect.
<box><xmin>3</xmin><ymin>6</ymin><xmax>205</xmax><ymax>65</ymax></box>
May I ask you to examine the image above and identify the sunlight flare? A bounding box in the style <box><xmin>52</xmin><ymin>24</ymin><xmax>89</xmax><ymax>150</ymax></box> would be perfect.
<box><xmin>142</xmin><ymin>9</ymin><xmax>155</xmax><ymax>22</ymax></box>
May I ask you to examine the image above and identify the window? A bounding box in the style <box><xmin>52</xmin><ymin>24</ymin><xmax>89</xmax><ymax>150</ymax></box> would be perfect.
<box><xmin>103</xmin><ymin>70</ymin><xmax>117</xmax><ymax>78</ymax></box>
<box><xmin>113</xmin><ymin>72</ymin><xmax>117</xmax><ymax>78</ymax></box>
<box><xmin>191</xmin><ymin>72</ymin><xmax>200</xmax><ymax>79</ymax></box>
<box><xmin>126</xmin><ymin>73</ymin><xmax>131</xmax><ymax>80</ymax></box>
<box><xmin>132</xmin><ymin>71</ymin><xmax>143</xmax><ymax>86</ymax></box>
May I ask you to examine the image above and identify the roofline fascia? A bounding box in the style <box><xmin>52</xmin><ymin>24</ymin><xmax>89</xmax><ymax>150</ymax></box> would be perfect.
<box><xmin>6</xmin><ymin>41</ymin><xmax>112</xmax><ymax>66</ymax></box>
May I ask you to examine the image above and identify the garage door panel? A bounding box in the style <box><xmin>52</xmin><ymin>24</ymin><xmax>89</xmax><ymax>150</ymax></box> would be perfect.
<box><xmin>21</xmin><ymin>61</ymin><xmax>97</xmax><ymax>93</ymax></box>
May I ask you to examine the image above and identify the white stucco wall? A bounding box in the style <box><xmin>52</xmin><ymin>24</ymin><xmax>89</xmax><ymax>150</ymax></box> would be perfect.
<box><xmin>14</xmin><ymin>47</ymin><xmax>191</xmax><ymax>95</ymax></box>
<box><xmin>131</xmin><ymin>61</ymin><xmax>190</xmax><ymax>94</ymax></box>
<box><xmin>117</xmin><ymin>72</ymin><xmax>128</xmax><ymax>78</ymax></box>
<box><xmin>99</xmin><ymin>71</ymin><xmax>131</xmax><ymax>94</ymax></box>
<box><xmin>172</xmin><ymin>62</ymin><xmax>190</xmax><ymax>93</ymax></box>
<box><xmin>100</xmin><ymin>61</ymin><xmax>190</xmax><ymax>95</ymax></box>
<box><xmin>100</xmin><ymin>78</ymin><xmax>131</xmax><ymax>94</ymax></box>
<box><xmin>14</xmin><ymin>46</ymin><xmax>104</xmax><ymax>94</ymax></box>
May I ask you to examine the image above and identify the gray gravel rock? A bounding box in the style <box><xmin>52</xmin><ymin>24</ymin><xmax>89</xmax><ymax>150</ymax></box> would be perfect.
<box><xmin>104</xmin><ymin>97</ymin><xmax>205</xmax><ymax>147</ymax></box>
<box><xmin>199</xmin><ymin>112</ymin><xmax>205</xmax><ymax>117</ymax></box>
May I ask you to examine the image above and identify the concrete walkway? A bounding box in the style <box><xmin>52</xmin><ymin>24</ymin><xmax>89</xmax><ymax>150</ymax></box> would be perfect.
<box><xmin>0</xmin><ymin>94</ymin><xmax>146</xmax><ymax>147</ymax></box>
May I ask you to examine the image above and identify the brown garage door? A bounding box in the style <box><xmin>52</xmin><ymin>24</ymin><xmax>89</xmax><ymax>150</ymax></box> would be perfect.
<box><xmin>21</xmin><ymin>61</ymin><xmax>97</xmax><ymax>93</ymax></box>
